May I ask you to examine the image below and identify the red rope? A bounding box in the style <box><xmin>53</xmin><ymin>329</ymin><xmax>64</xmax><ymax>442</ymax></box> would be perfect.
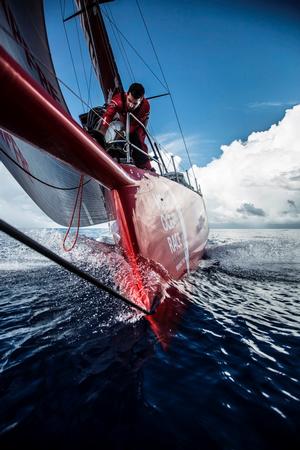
<box><xmin>63</xmin><ymin>174</ymin><xmax>84</xmax><ymax>252</ymax></box>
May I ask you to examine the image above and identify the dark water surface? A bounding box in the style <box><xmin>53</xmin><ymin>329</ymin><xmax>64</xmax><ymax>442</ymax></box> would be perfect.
<box><xmin>0</xmin><ymin>228</ymin><xmax>299</xmax><ymax>450</ymax></box>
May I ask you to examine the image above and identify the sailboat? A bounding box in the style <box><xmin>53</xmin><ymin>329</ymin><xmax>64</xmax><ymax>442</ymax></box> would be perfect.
<box><xmin>0</xmin><ymin>0</ymin><xmax>208</xmax><ymax>313</ymax></box>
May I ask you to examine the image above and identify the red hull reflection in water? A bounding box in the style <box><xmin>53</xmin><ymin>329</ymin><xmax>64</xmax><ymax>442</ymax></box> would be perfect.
<box><xmin>112</xmin><ymin>189</ymin><xmax>153</xmax><ymax>312</ymax></box>
<box><xmin>147</xmin><ymin>283</ymin><xmax>190</xmax><ymax>351</ymax></box>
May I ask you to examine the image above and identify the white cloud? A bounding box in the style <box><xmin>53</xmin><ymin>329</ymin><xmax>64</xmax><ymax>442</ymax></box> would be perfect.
<box><xmin>0</xmin><ymin>164</ymin><xmax>57</xmax><ymax>228</ymax></box>
<box><xmin>151</xmin><ymin>132</ymin><xmax>183</xmax><ymax>172</ymax></box>
<box><xmin>191</xmin><ymin>105</ymin><xmax>300</xmax><ymax>227</ymax></box>
<box><xmin>248</xmin><ymin>101</ymin><xmax>299</xmax><ymax>109</ymax></box>
<box><xmin>0</xmin><ymin>164</ymin><xmax>109</xmax><ymax>230</ymax></box>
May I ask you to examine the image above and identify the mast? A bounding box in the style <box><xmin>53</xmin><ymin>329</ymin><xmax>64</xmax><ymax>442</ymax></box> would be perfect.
<box><xmin>75</xmin><ymin>0</ymin><xmax>123</xmax><ymax>102</ymax></box>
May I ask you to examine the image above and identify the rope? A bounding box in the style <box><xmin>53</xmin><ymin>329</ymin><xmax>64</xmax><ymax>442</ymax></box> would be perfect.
<box><xmin>63</xmin><ymin>174</ymin><xmax>84</xmax><ymax>251</ymax></box>
<box><xmin>82</xmin><ymin>1</ymin><xmax>119</xmax><ymax>99</ymax></box>
<box><xmin>59</xmin><ymin>0</ymin><xmax>85</xmax><ymax>111</ymax></box>
<box><xmin>105</xmin><ymin>6</ymin><xmax>135</xmax><ymax>83</ymax></box>
<box><xmin>87</xmin><ymin>55</ymin><xmax>94</xmax><ymax>107</ymax></box>
<box><xmin>73</xmin><ymin>2</ymin><xmax>91</xmax><ymax>112</ymax></box>
<box><xmin>0</xmin><ymin>218</ymin><xmax>156</xmax><ymax>315</ymax></box>
<box><xmin>100</xmin><ymin>9</ymin><xmax>168</xmax><ymax>92</ymax></box>
<box><xmin>135</xmin><ymin>0</ymin><xmax>199</xmax><ymax>186</ymax></box>
<box><xmin>0</xmin><ymin>147</ymin><xmax>92</xmax><ymax>190</ymax></box>
<box><xmin>62</xmin><ymin>0</ymin><xmax>66</xmax><ymax>18</ymax></box>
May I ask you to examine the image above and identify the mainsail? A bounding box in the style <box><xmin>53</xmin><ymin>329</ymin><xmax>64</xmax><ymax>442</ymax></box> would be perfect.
<box><xmin>0</xmin><ymin>0</ymin><xmax>109</xmax><ymax>226</ymax></box>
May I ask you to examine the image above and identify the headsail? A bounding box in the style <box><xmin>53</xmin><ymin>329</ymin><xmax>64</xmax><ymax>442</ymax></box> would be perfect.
<box><xmin>75</xmin><ymin>0</ymin><xmax>123</xmax><ymax>102</ymax></box>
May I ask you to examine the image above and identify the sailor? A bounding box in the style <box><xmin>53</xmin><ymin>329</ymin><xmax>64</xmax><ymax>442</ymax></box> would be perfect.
<box><xmin>100</xmin><ymin>83</ymin><xmax>151</xmax><ymax>170</ymax></box>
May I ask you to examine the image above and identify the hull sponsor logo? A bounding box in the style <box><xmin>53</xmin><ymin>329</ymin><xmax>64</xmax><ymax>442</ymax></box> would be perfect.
<box><xmin>167</xmin><ymin>232</ymin><xmax>182</xmax><ymax>254</ymax></box>
<box><xmin>153</xmin><ymin>186</ymin><xmax>190</xmax><ymax>273</ymax></box>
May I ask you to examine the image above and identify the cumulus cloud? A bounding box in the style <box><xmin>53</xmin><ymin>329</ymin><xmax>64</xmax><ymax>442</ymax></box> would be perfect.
<box><xmin>191</xmin><ymin>104</ymin><xmax>300</xmax><ymax>227</ymax></box>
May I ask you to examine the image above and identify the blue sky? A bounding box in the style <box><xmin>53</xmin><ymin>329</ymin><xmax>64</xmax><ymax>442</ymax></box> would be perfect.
<box><xmin>45</xmin><ymin>0</ymin><xmax>300</xmax><ymax>168</ymax></box>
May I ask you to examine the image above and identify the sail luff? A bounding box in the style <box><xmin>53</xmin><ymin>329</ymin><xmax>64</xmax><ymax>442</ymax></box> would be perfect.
<box><xmin>76</xmin><ymin>0</ymin><xmax>123</xmax><ymax>102</ymax></box>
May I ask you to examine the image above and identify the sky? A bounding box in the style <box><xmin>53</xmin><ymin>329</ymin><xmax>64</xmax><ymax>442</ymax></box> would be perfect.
<box><xmin>1</xmin><ymin>0</ymin><xmax>300</xmax><ymax>227</ymax></box>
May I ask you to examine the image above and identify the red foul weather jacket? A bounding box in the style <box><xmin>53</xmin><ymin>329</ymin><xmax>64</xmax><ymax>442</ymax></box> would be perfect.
<box><xmin>101</xmin><ymin>92</ymin><xmax>150</xmax><ymax>135</ymax></box>
<box><xmin>101</xmin><ymin>92</ymin><xmax>151</xmax><ymax>169</ymax></box>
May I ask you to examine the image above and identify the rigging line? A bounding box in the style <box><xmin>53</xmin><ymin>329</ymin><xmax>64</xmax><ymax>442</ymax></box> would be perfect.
<box><xmin>135</xmin><ymin>0</ymin><xmax>198</xmax><ymax>185</ymax></box>
<box><xmin>100</xmin><ymin>9</ymin><xmax>168</xmax><ymax>92</ymax></box>
<box><xmin>82</xmin><ymin>2</ymin><xmax>118</xmax><ymax>97</ymax></box>
<box><xmin>63</xmin><ymin>0</ymin><xmax>66</xmax><ymax>18</ymax></box>
<box><xmin>148</xmin><ymin>123</ymin><xmax>156</xmax><ymax>142</ymax></box>
<box><xmin>84</xmin><ymin>1</ymin><xmax>119</xmax><ymax>95</ymax></box>
<box><xmin>105</xmin><ymin>6</ymin><xmax>135</xmax><ymax>83</ymax></box>
<box><xmin>58</xmin><ymin>79</ymin><xmax>101</xmax><ymax>118</ymax></box>
<box><xmin>73</xmin><ymin>0</ymin><xmax>91</xmax><ymax>112</ymax></box>
<box><xmin>0</xmin><ymin>147</ymin><xmax>92</xmax><ymax>190</ymax></box>
<box><xmin>159</xmin><ymin>148</ymin><xmax>173</xmax><ymax>171</ymax></box>
<box><xmin>115</xmin><ymin>26</ymin><xmax>136</xmax><ymax>84</ymax></box>
<box><xmin>0</xmin><ymin>219</ymin><xmax>155</xmax><ymax>316</ymax></box>
<box><xmin>59</xmin><ymin>0</ymin><xmax>85</xmax><ymax>111</ymax></box>
<box><xmin>87</xmin><ymin>64</ymin><xmax>94</xmax><ymax>108</ymax></box>
<box><xmin>103</xmin><ymin>6</ymin><xmax>132</xmax><ymax>82</ymax></box>
<box><xmin>106</xmin><ymin>6</ymin><xmax>135</xmax><ymax>82</ymax></box>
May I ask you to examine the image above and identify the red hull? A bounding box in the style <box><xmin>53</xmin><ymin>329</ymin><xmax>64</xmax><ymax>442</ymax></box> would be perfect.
<box><xmin>110</xmin><ymin>164</ymin><xmax>208</xmax><ymax>280</ymax></box>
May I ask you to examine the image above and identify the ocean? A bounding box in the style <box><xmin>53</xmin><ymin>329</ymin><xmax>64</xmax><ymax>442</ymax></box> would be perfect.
<box><xmin>0</xmin><ymin>228</ymin><xmax>299</xmax><ymax>450</ymax></box>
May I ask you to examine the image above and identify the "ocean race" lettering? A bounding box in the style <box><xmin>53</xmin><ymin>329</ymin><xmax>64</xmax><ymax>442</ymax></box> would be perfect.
<box><xmin>167</xmin><ymin>232</ymin><xmax>182</xmax><ymax>254</ymax></box>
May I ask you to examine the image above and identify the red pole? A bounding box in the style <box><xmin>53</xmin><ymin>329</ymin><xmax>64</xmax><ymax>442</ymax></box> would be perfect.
<box><xmin>0</xmin><ymin>45</ymin><xmax>135</xmax><ymax>190</ymax></box>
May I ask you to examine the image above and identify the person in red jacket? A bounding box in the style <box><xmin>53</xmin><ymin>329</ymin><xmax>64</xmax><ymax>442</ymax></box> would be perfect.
<box><xmin>100</xmin><ymin>83</ymin><xmax>152</xmax><ymax>170</ymax></box>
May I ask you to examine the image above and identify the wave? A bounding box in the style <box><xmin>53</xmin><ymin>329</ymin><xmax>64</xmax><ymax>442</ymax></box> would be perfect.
<box><xmin>205</xmin><ymin>230</ymin><xmax>300</xmax><ymax>283</ymax></box>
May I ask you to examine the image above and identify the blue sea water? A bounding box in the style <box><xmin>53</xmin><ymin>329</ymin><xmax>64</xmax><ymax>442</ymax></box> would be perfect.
<box><xmin>0</xmin><ymin>228</ymin><xmax>299</xmax><ymax>450</ymax></box>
